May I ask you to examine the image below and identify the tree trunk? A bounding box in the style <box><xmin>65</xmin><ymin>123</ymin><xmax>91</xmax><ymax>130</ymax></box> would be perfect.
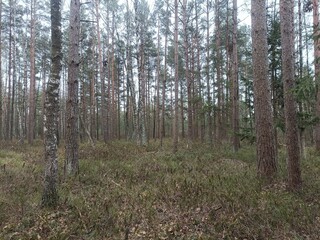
<box><xmin>251</xmin><ymin>0</ymin><xmax>277</xmax><ymax>180</ymax></box>
<box><xmin>28</xmin><ymin>0</ymin><xmax>36</xmax><ymax>144</ymax></box>
<box><xmin>215</xmin><ymin>0</ymin><xmax>224</xmax><ymax>143</ymax></box>
<box><xmin>90</xmin><ymin>45</ymin><xmax>97</xmax><ymax>142</ymax></box>
<box><xmin>0</xmin><ymin>0</ymin><xmax>2</xmax><ymax>140</ymax></box>
<box><xmin>232</xmin><ymin>0</ymin><xmax>240</xmax><ymax>151</ymax></box>
<box><xmin>313</xmin><ymin>0</ymin><xmax>320</xmax><ymax>152</ymax></box>
<box><xmin>134</xmin><ymin>0</ymin><xmax>147</xmax><ymax>146</ymax></box>
<box><xmin>183</xmin><ymin>0</ymin><xmax>192</xmax><ymax>145</ymax></box>
<box><xmin>42</xmin><ymin>0</ymin><xmax>62</xmax><ymax>208</ymax></box>
<box><xmin>155</xmin><ymin>20</ymin><xmax>161</xmax><ymax>140</ymax></box>
<box><xmin>206</xmin><ymin>0</ymin><xmax>212</xmax><ymax>144</ymax></box>
<box><xmin>298</xmin><ymin>0</ymin><xmax>305</xmax><ymax>158</ymax></box>
<box><xmin>95</xmin><ymin>0</ymin><xmax>108</xmax><ymax>143</ymax></box>
<box><xmin>173</xmin><ymin>0</ymin><xmax>179</xmax><ymax>153</ymax></box>
<box><xmin>65</xmin><ymin>0</ymin><xmax>80</xmax><ymax>176</ymax></box>
<box><xmin>6</xmin><ymin>0</ymin><xmax>13</xmax><ymax>140</ymax></box>
<box><xmin>160</xmin><ymin>8</ymin><xmax>168</xmax><ymax>147</ymax></box>
<box><xmin>280</xmin><ymin>0</ymin><xmax>302</xmax><ymax>190</ymax></box>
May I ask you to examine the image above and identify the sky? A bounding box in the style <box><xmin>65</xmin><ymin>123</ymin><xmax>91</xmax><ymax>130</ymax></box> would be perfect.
<box><xmin>61</xmin><ymin>0</ymin><xmax>252</xmax><ymax>27</ymax></box>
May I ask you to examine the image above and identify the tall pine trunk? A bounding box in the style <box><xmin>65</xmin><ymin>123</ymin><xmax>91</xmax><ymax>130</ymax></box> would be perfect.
<box><xmin>0</xmin><ymin>0</ymin><xmax>2</xmax><ymax>140</ymax></box>
<box><xmin>251</xmin><ymin>0</ymin><xmax>277</xmax><ymax>180</ymax></box>
<box><xmin>65</xmin><ymin>0</ymin><xmax>80</xmax><ymax>176</ymax></box>
<box><xmin>232</xmin><ymin>0</ymin><xmax>240</xmax><ymax>151</ymax></box>
<box><xmin>280</xmin><ymin>0</ymin><xmax>302</xmax><ymax>190</ymax></box>
<box><xmin>95</xmin><ymin>0</ymin><xmax>108</xmax><ymax>143</ymax></box>
<box><xmin>28</xmin><ymin>0</ymin><xmax>36</xmax><ymax>144</ymax></box>
<box><xmin>173</xmin><ymin>0</ymin><xmax>179</xmax><ymax>153</ymax></box>
<box><xmin>313</xmin><ymin>0</ymin><xmax>320</xmax><ymax>152</ymax></box>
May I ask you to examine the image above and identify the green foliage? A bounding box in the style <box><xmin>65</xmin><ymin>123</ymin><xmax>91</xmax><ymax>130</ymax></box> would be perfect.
<box><xmin>0</xmin><ymin>141</ymin><xmax>320</xmax><ymax>239</ymax></box>
<box><xmin>237</xmin><ymin>127</ymin><xmax>256</xmax><ymax>144</ymax></box>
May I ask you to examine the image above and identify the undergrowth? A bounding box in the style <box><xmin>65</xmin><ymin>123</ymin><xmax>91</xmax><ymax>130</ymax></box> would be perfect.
<box><xmin>0</xmin><ymin>140</ymin><xmax>319</xmax><ymax>239</ymax></box>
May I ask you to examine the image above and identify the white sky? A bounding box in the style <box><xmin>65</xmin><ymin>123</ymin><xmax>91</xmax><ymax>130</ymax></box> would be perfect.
<box><xmin>61</xmin><ymin>0</ymin><xmax>252</xmax><ymax>27</ymax></box>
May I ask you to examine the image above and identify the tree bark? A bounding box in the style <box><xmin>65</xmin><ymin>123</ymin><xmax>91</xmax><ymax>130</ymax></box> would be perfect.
<box><xmin>280</xmin><ymin>0</ymin><xmax>302</xmax><ymax>189</ymax></box>
<box><xmin>28</xmin><ymin>0</ymin><xmax>36</xmax><ymax>144</ymax></box>
<box><xmin>313</xmin><ymin>0</ymin><xmax>320</xmax><ymax>152</ymax></box>
<box><xmin>42</xmin><ymin>0</ymin><xmax>62</xmax><ymax>208</ymax></box>
<box><xmin>206</xmin><ymin>0</ymin><xmax>212</xmax><ymax>144</ymax></box>
<box><xmin>160</xmin><ymin>5</ymin><xmax>169</xmax><ymax>147</ymax></box>
<box><xmin>0</xmin><ymin>0</ymin><xmax>2</xmax><ymax>140</ymax></box>
<box><xmin>215</xmin><ymin>0</ymin><xmax>224</xmax><ymax>143</ymax></box>
<box><xmin>173</xmin><ymin>0</ymin><xmax>179</xmax><ymax>153</ymax></box>
<box><xmin>232</xmin><ymin>0</ymin><xmax>240</xmax><ymax>152</ymax></box>
<box><xmin>95</xmin><ymin>0</ymin><xmax>108</xmax><ymax>143</ymax></box>
<box><xmin>251</xmin><ymin>0</ymin><xmax>277</xmax><ymax>180</ymax></box>
<box><xmin>65</xmin><ymin>0</ymin><xmax>80</xmax><ymax>176</ymax></box>
<box><xmin>183</xmin><ymin>0</ymin><xmax>193</xmax><ymax>145</ymax></box>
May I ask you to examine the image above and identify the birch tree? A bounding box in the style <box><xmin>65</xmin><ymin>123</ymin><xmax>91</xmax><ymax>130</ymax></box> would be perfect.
<box><xmin>42</xmin><ymin>0</ymin><xmax>62</xmax><ymax>207</ymax></box>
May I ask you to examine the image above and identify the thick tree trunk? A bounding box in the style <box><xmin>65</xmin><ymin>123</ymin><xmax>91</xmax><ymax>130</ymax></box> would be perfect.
<box><xmin>313</xmin><ymin>0</ymin><xmax>320</xmax><ymax>152</ymax></box>
<box><xmin>0</xmin><ymin>0</ymin><xmax>2</xmax><ymax>140</ymax></box>
<box><xmin>280</xmin><ymin>0</ymin><xmax>302</xmax><ymax>190</ymax></box>
<box><xmin>42</xmin><ymin>0</ymin><xmax>62</xmax><ymax>208</ymax></box>
<box><xmin>251</xmin><ymin>0</ymin><xmax>277</xmax><ymax>180</ymax></box>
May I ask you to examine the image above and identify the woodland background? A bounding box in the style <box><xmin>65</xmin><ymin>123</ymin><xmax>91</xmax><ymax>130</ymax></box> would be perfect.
<box><xmin>0</xmin><ymin>0</ymin><xmax>320</xmax><ymax>239</ymax></box>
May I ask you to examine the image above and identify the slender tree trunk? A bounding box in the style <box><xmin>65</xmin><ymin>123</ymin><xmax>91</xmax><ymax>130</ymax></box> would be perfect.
<box><xmin>137</xmin><ymin>38</ymin><xmax>147</xmax><ymax>146</ymax></box>
<box><xmin>180</xmin><ymin>80</ymin><xmax>185</xmax><ymax>139</ymax></box>
<box><xmin>195</xmin><ymin>1</ymin><xmax>204</xmax><ymax>142</ymax></box>
<box><xmin>251</xmin><ymin>0</ymin><xmax>277</xmax><ymax>179</ymax></box>
<box><xmin>134</xmin><ymin>0</ymin><xmax>147</xmax><ymax>146</ymax></box>
<box><xmin>89</xmin><ymin>43</ymin><xmax>96</xmax><ymax>142</ymax></box>
<box><xmin>155</xmin><ymin>20</ymin><xmax>161</xmax><ymax>140</ymax></box>
<box><xmin>232</xmin><ymin>0</ymin><xmax>240</xmax><ymax>151</ymax></box>
<box><xmin>28</xmin><ymin>0</ymin><xmax>36</xmax><ymax>144</ymax></box>
<box><xmin>11</xmin><ymin>18</ymin><xmax>16</xmax><ymax>140</ymax></box>
<box><xmin>95</xmin><ymin>0</ymin><xmax>107</xmax><ymax>142</ymax></box>
<box><xmin>160</xmin><ymin>16</ymin><xmax>168</xmax><ymax>147</ymax></box>
<box><xmin>183</xmin><ymin>0</ymin><xmax>192</xmax><ymax>145</ymax></box>
<box><xmin>280</xmin><ymin>0</ymin><xmax>302</xmax><ymax>190</ymax></box>
<box><xmin>215</xmin><ymin>0</ymin><xmax>224</xmax><ymax>143</ymax></box>
<box><xmin>173</xmin><ymin>0</ymin><xmax>179</xmax><ymax>153</ymax></box>
<box><xmin>111</xmin><ymin>11</ymin><xmax>116</xmax><ymax>140</ymax></box>
<box><xmin>42</xmin><ymin>0</ymin><xmax>62</xmax><ymax>208</ymax></box>
<box><xmin>65</xmin><ymin>0</ymin><xmax>80</xmax><ymax>176</ymax></box>
<box><xmin>40</xmin><ymin>57</ymin><xmax>47</xmax><ymax>139</ymax></box>
<box><xmin>298</xmin><ymin>0</ymin><xmax>305</xmax><ymax>158</ymax></box>
<box><xmin>206</xmin><ymin>0</ymin><xmax>212</xmax><ymax>144</ymax></box>
<box><xmin>6</xmin><ymin>0</ymin><xmax>13</xmax><ymax>140</ymax></box>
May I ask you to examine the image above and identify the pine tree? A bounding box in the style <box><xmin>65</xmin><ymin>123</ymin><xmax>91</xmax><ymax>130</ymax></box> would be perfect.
<box><xmin>251</xmin><ymin>0</ymin><xmax>277</xmax><ymax>179</ymax></box>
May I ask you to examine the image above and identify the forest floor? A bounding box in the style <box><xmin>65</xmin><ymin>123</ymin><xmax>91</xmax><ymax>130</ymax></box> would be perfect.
<box><xmin>0</xmin><ymin>139</ymin><xmax>320</xmax><ymax>239</ymax></box>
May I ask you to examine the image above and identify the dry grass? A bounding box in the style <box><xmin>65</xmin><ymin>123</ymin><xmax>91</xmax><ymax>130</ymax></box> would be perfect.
<box><xmin>0</xmin><ymin>140</ymin><xmax>319</xmax><ymax>239</ymax></box>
